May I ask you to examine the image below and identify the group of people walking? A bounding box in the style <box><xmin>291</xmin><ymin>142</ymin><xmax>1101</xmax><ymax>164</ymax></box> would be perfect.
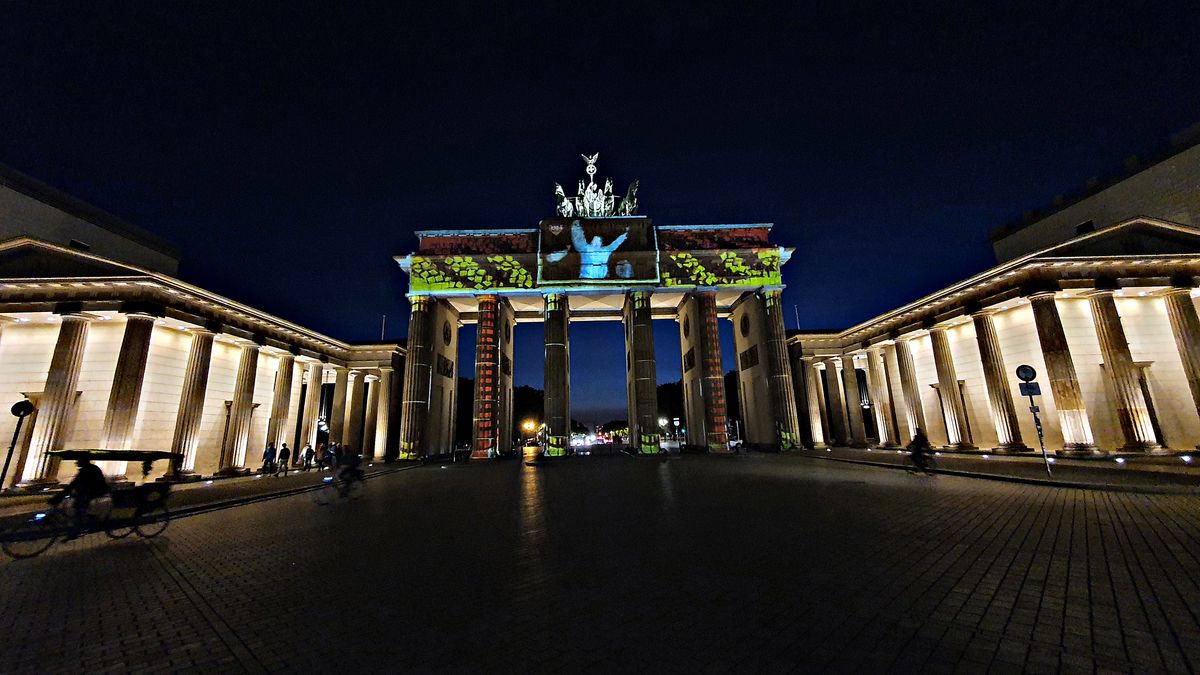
<box><xmin>261</xmin><ymin>441</ymin><xmax>359</xmax><ymax>477</ymax></box>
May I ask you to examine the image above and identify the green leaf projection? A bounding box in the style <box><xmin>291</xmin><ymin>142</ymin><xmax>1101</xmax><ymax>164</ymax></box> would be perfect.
<box><xmin>409</xmin><ymin>254</ymin><xmax>536</xmax><ymax>292</ymax></box>
<box><xmin>661</xmin><ymin>248</ymin><xmax>782</xmax><ymax>288</ymax></box>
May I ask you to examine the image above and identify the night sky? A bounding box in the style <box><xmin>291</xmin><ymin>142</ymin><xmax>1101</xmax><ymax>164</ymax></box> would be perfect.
<box><xmin>2</xmin><ymin>3</ymin><xmax>1199</xmax><ymax>424</ymax></box>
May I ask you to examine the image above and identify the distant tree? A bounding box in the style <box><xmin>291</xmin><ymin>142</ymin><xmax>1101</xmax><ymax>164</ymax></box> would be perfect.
<box><xmin>570</xmin><ymin>419</ymin><xmax>588</xmax><ymax>434</ymax></box>
<box><xmin>657</xmin><ymin>380</ymin><xmax>685</xmax><ymax>424</ymax></box>
<box><xmin>599</xmin><ymin>419</ymin><xmax>628</xmax><ymax>433</ymax></box>
<box><xmin>455</xmin><ymin>379</ymin><xmax>546</xmax><ymax>446</ymax></box>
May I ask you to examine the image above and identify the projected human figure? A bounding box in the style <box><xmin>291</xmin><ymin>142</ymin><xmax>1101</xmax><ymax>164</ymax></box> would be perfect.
<box><xmin>570</xmin><ymin>220</ymin><xmax>628</xmax><ymax>279</ymax></box>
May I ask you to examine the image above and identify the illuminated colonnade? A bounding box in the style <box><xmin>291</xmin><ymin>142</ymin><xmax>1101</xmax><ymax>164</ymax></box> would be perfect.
<box><xmin>0</xmin><ymin>238</ymin><xmax>402</xmax><ymax>488</ymax></box>
<box><xmin>789</xmin><ymin>218</ymin><xmax>1200</xmax><ymax>455</ymax></box>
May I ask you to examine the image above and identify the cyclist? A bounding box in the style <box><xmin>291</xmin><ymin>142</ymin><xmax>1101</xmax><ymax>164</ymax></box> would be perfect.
<box><xmin>49</xmin><ymin>458</ymin><xmax>109</xmax><ymax>539</ymax></box>
<box><xmin>906</xmin><ymin>428</ymin><xmax>935</xmax><ymax>474</ymax></box>
<box><xmin>336</xmin><ymin>446</ymin><xmax>364</xmax><ymax>494</ymax></box>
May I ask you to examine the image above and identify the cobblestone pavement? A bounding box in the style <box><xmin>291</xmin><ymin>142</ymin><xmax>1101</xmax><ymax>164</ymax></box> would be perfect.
<box><xmin>802</xmin><ymin>447</ymin><xmax>1200</xmax><ymax>492</ymax></box>
<box><xmin>3</xmin><ymin>453</ymin><xmax>1199</xmax><ymax>673</ymax></box>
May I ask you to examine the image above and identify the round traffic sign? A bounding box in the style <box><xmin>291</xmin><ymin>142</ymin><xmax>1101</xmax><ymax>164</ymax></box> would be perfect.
<box><xmin>1015</xmin><ymin>364</ymin><xmax>1037</xmax><ymax>382</ymax></box>
<box><xmin>10</xmin><ymin>399</ymin><xmax>34</xmax><ymax>418</ymax></box>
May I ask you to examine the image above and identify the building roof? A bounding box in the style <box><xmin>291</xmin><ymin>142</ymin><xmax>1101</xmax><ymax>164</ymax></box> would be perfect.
<box><xmin>0</xmin><ymin>164</ymin><xmax>183</xmax><ymax>261</ymax></box>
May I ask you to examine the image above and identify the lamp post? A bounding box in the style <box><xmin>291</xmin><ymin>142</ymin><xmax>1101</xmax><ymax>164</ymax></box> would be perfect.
<box><xmin>1</xmin><ymin>399</ymin><xmax>35</xmax><ymax>490</ymax></box>
<box><xmin>522</xmin><ymin>420</ymin><xmax>537</xmax><ymax>447</ymax></box>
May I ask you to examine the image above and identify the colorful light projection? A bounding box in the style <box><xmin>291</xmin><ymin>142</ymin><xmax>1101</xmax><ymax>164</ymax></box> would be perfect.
<box><xmin>538</xmin><ymin>217</ymin><xmax>659</xmax><ymax>285</ymax></box>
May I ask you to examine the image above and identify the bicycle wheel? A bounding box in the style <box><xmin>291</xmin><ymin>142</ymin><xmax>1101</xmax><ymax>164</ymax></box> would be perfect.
<box><xmin>134</xmin><ymin>504</ymin><xmax>170</xmax><ymax>538</ymax></box>
<box><xmin>312</xmin><ymin>478</ymin><xmax>336</xmax><ymax>504</ymax></box>
<box><xmin>102</xmin><ymin>501</ymin><xmax>135</xmax><ymax>539</ymax></box>
<box><xmin>1</xmin><ymin>510</ymin><xmax>64</xmax><ymax>559</ymax></box>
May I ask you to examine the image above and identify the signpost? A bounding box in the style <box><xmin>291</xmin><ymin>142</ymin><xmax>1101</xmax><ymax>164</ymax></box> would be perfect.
<box><xmin>1015</xmin><ymin>365</ymin><xmax>1052</xmax><ymax>477</ymax></box>
<box><xmin>0</xmin><ymin>399</ymin><xmax>35</xmax><ymax>489</ymax></box>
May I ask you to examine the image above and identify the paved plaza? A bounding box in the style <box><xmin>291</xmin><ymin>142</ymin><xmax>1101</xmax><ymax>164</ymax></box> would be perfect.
<box><xmin>3</xmin><ymin>454</ymin><xmax>1200</xmax><ymax>673</ymax></box>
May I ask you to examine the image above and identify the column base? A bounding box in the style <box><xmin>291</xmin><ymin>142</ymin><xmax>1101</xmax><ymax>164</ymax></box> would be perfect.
<box><xmin>17</xmin><ymin>477</ymin><xmax>61</xmax><ymax>491</ymax></box>
<box><xmin>848</xmin><ymin>441</ymin><xmax>870</xmax><ymax>449</ymax></box>
<box><xmin>875</xmin><ymin>441</ymin><xmax>900</xmax><ymax>448</ymax></box>
<box><xmin>809</xmin><ymin>443</ymin><xmax>830</xmax><ymax>450</ymax></box>
<box><xmin>1056</xmin><ymin>445</ymin><xmax>1106</xmax><ymax>457</ymax></box>
<box><xmin>944</xmin><ymin>443</ymin><xmax>977</xmax><ymax>451</ymax></box>
<box><xmin>993</xmin><ymin>443</ymin><xmax>1032</xmax><ymax>453</ymax></box>
<box><xmin>158</xmin><ymin>470</ymin><xmax>203</xmax><ymax>483</ymax></box>
<box><xmin>215</xmin><ymin>466</ymin><xmax>251</xmax><ymax>477</ymax></box>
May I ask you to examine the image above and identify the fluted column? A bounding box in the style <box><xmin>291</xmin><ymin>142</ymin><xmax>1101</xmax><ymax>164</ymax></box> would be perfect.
<box><xmin>695</xmin><ymin>292</ymin><xmax>729</xmax><ymax>452</ymax></box>
<box><xmin>328</xmin><ymin>365</ymin><xmax>349</xmax><ymax>445</ymax></box>
<box><xmin>865</xmin><ymin>348</ymin><xmax>897</xmax><ymax>446</ymax></box>
<box><xmin>929</xmin><ymin>327</ymin><xmax>975</xmax><ymax>449</ymax></box>
<box><xmin>1088</xmin><ymin>290</ymin><xmax>1160</xmax><ymax>452</ymax></box>
<box><xmin>171</xmin><ymin>329</ymin><xmax>215</xmax><ymax>472</ymax></box>
<box><xmin>398</xmin><ymin>296</ymin><xmax>434</xmax><ymax>459</ymax></box>
<box><xmin>373</xmin><ymin>367</ymin><xmax>392</xmax><ymax>460</ymax></box>
<box><xmin>361</xmin><ymin>373</ymin><xmax>380</xmax><ymax>460</ymax></box>
<box><xmin>543</xmin><ymin>293</ymin><xmax>571</xmax><ymax>457</ymax></box>
<box><xmin>344</xmin><ymin>371</ymin><xmax>365</xmax><ymax>454</ymax></box>
<box><xmin>820</xmin><ymin>357</ymin><xmax>848</xmax><ymax>446</ymax></box>
<box><xmin>100</xmin><ymin>314</ymin><xmax>156</xmax><ymax>453</ymax></box>
<box><xmin>893</xmin><ymin>338</ymin><xmax>926</xmax><ymax>443</ymax></box>
<box><xmin>219</xmin><ymin>342</ymin><xmax>259</xmax><ymax>471</ymax></box>
<box><xmin>761</xmin><ymin>290</ymin><xmax>801</xmax><ymax>449</ymax></box>
<box><xmin>22</xmin><ymin>313</ymin><xmax>91</xmax><ymax>483</ymax></box>
<box><xmin>472</xmin><ymin>295</ymin><xmax>502</xmax><ymax>459</ymax></box>
<box><xmin>840</xmin><ymin>355</ymin><xmax>868</xmax><ymax>447</ymax></box>
<box><xmin>971</xmin><ymin>311</ymin><xmax>1027</xmax><ymax>451</ymax></box>
<box><xmin>1163</xmin><ymin>287</ymin><xmax>1200</xmax><ymax>427</ymax></box>
<box><xmin>803</xmin><ymin>358</ymin><xmax>827</xmax><ymax>448</ymax></box>
<box><xmin>880</xmin><ymin>343</ymin><xmax>903</xmax><ymax>442</ymax></box>
<box><xmin>265</xmin><ymin>353</ymin><xmax>296</xmax><ymax>450</ymax></box>
<box><xmin>297</xmin><ymin>361</ymin><xmax>323</xmax><ymax>456</ymax></box>
<box><xmin>1028</xmin><ymin>292</ymin><xmax>1098</xmax><ymax>454</ymax></box>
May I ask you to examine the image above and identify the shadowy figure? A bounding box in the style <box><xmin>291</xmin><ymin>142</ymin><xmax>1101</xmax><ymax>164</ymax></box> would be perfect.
<box><xmin>49</xmin><ymin>459</ymin><xmax>109</xmax><ymax>539</ymax></box>
<box><xmin>906</xmin><ymin>428</ymin><xmax>935</xmax><ymax>474</ymax></box>
<box><xmin>262</xmin><ymin>442</ymin><xmax>277</xmax><ymax>475</ymax></box>
<box><xmin>275</xmin><ymin>444</ymin><xmax>291</xmax><ymax>477</ymax></box>
<box><xmin>302</xmin><ymin>443</ymin><xmax>315</xmax><ymax>471</ymax></box>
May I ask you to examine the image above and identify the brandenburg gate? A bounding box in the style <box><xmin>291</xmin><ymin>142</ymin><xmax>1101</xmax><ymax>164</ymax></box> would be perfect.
<box><xmin>395</xmin><ymin>156</ymin><xmax>800</xmax><ymax>459</ymax></box>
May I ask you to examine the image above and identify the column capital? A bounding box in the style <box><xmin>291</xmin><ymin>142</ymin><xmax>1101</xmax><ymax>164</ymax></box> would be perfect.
<box><xmin>1025</xmin><ymin>289</ymin><xmax>1059</xmax><ymax>301</ymax></box>
<box><xmin>377</xmin><ymin>365</ymin><xmax>394</xmax><ymax>374</ymax></box>
<box><xmin>1163</xmin><ymin>286</ymin><xmax>1195</xmax><ymax>298</ymax></box>
<box><xmin>364</xmin><ymin>373</ymin><xmax>380</xmax><ymax>382</ymax></box>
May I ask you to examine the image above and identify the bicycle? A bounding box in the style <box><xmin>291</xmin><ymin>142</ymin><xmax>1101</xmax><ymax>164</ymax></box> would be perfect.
<box><xmin>905</xmin><ymin>450</ymin><xmax>938</xmax><ymax>478</ymax></box>
<box><xmin>311</xmin><ymin>470</ymin><xmax>366</xmax><ymax>506</ymax></box>
<box><xmin>0</xmin><ymin>486</ymin><xmax>171</xmax><ymax>559</ymax></box>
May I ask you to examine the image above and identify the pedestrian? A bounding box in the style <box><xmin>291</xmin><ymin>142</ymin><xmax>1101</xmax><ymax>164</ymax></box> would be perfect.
<box><xmin>262</xmin><ymin>442</ymin><xmax>277</xmax><ymax>475</ymax></box>
<box><xmin>303</xmin><ymin>443</ymin><xmax>315</xmax><ymax>471</ymax></box>
<box><xmin>906</xmin><ymin>428</ymin><xmax>934</xmax><ymax>474</ymax></box>
<box><xmin>276</xmin><ymin>443</ymin><xmax>291</xmax><ymax>477</ymax></box>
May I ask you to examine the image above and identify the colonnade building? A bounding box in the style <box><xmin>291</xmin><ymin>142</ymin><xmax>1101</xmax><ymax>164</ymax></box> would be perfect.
<box><xmin>0</xmin><ymin>166</ymin><xmax>401</xmax><ymax>487</ymax></box>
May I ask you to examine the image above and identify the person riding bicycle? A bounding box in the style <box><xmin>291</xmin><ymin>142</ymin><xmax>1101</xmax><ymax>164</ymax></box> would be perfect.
<box><xmin>49</xmin><ymin>458</ymin><xmax>109</xmax><ymax>539</ymax></box>
<box><xmin>906</xmin><ymin>428</ymin><xmax>935</xmax><ymax>474</ymax></box>
<box><xmin>337</xmin><ymin>446</ymin><xmax>364</xmax><ymax>485</ymax></box>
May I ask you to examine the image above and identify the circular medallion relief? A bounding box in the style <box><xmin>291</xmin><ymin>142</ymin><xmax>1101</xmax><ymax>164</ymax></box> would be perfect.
<box><xmin>442</xmin><ymin>321</ymin><xmax>452</xmax><ymax>346</ymax></box>
<box><xmin>683</xmin><ymin>317</ymin><xmax>690</xmax><ymax>338</ymax></box>
<box><xmin>740</xmin><ymin>315</ymin><xmax>750</xmax><ymax>338</ymax></box>
<box><xmin>504</xmin><ymin>321</ymin><xmax>511</xmax><ymax>342</ymax></box>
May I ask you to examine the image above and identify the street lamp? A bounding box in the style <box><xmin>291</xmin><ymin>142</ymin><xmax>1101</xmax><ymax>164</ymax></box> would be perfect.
<box><xmin>522</xmin><ymin>420</ymin><xmax>536</xmax><ymax>446</ymax></box>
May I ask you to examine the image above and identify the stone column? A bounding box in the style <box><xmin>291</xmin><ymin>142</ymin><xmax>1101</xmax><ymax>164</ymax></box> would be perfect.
<box><xmin>472</xmin><ymin>295</ymin><xmax>502</xmax><ymax>459</ymax></box>
<box><xmin>361</xmin><ymin>373</ymin><xmax>380</xmax><ymax>460</ymax></box>
<box><xmin>761</xmin><ymin>290</ymin><xmax>801</xmax><ymax>449</ymax></box>
<box><xmin>803</xmin><ymin>358</ymin><xmax>828</xmax><ymax>448</ymax></box>
<box><xmin>624</xmin><ymin>291</ymin><xmax>660</xmax><ymax>454</ymax></box>
<box><xmin>971</xmin><ymin>311</ymin><xmax>1027</xmax><ymax>451</ymax></box>
<box><xmin>398</xmin><ymin>296</ymin><xmax>434</xmax><ymax>459</ymax></box>
<box><xmin>880</xmin><ymin>344</ymin><xmax>903</xmax><ymax>443</ymax></box>
<box><xmin>893</xmin><ymin>338</ymin><xmax>926</xmax><ymax>443</ymax></box>
<box><xmin>865</xmin><ymin>348</ymin><xmax>897</xmax><ymax>446</ymax></box>
<box><xmin>1163</xmin><ymin>287</ymin><xmax>1200</xmax><ymax>427</ymax></box>
<box><xmin>374</xmin><ymin>367</ymin><xmax>392</xmax><ymax>460</ymax></box>
<box><xmin>1088</xmin><ymin>290</ymin><xmax>1160</xmax><ymax>452</ymax></box>
<box><xmin>100</xmin><ymin>314</ymin><xmax>156</xmax><ymax>452</ymax></box>
<box><xmin>22</xmin><ymin>313</ymin><xmax>90</xmax><ymax>483</ymax></box>
<box><xmin>929</xmin><ymin>327</ymin><xmax>975</xmax><ymax>449</ymax></box>
<box><xmin>820</xmin><ymin>357</ymin><xmax>848</xmax><ymax>446</ymax></box>
<box><xmin>265</xmin><ymin>353</ymin><xmax>296</xmax><ymax>450</ymax></box>
<box><xmin>297</xmin><ymin>361</ymin><xmax>323</xmax><ymax>457</ymax></box>
<box><xmin>327</xmin><ymin>365</ymin><xmax>348</xmax><ymax>445</ymax></box>
<box><xmin>694</xmin><ymin>291</ymin><xmax>729</xmax><ymax>452</ymax></box>
<box><xmin>344</xmin><ymin>371</ymin><xmax>365</xmax><ymax>454</ymax></box>
<box><xmin>170</xmin><ymin>329</ymin><xmax>215</xmax><ymax>473</ymax></box>
<box><xmin>543</xmin><ymin>293</ymin><xmax>571</xmax><ymax>457</ymax></box>
<box><xmin>840</xmin><ymin>355</ymin><xmax>868</xmax><ymax>447</ymax></box>
<box><xmin>1028</xmin><ymin>292</ymin><xmax>1098</xmax><ymax>454</ymax></box>
<box><xmin>219</xmin><ymin>342</ymin><xmax>259</xmax><ymax>471</ymax></box>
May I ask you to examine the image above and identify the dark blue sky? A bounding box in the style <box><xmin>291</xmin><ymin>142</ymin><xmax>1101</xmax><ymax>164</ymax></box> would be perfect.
<box><xmin>2</xmin><ymin>2</ymin><xmax>1199</xmax><ymax>422</ymax></box>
